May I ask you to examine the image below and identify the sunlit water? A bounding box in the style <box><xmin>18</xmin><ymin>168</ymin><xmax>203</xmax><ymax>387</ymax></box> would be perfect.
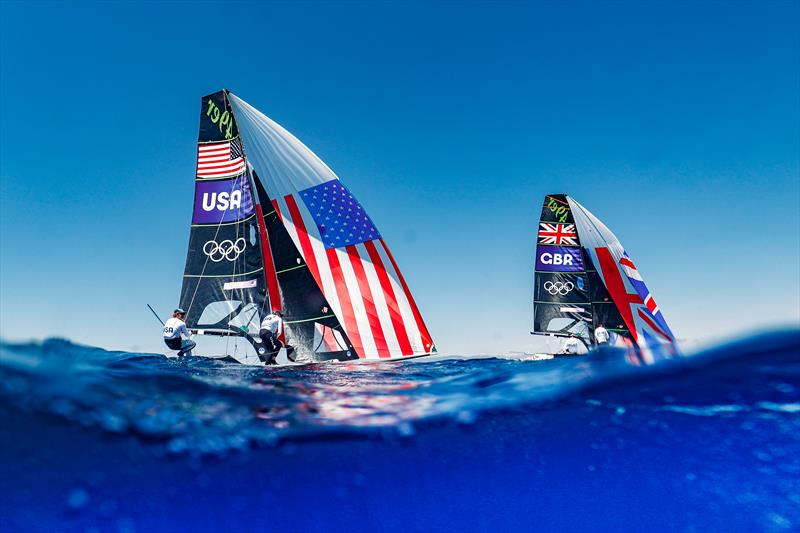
<box><xmin>1</xmin><ymin>330</ymin><xmax>798</xmax><ymax>532</ymax></box>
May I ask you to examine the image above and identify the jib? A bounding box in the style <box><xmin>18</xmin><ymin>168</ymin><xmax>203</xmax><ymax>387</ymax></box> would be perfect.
<box><xmin>202</xmin><ymin>191</ymin><xmax>242</xmax><ymax>212</ymax></box>
<box><xmin>540</xmin><ymin>252</ymin><xmax>574</xmax><ymax>265</ymax></box>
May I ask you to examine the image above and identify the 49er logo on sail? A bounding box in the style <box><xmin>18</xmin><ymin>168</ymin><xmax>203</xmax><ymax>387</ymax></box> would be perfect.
<box><xmin>206</xmin><ymin>98</ymin><xmax>235</xmax><ymax>140</ymax></box>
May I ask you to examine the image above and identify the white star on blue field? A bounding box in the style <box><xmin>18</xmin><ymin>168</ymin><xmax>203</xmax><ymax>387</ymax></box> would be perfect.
<box><xmin>301</xmin><ymin>181</ymin><xmax>381</xmax><ymax>249</ymax></box>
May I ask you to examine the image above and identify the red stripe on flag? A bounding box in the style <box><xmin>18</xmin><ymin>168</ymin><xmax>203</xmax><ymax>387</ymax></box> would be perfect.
<box><xmin>255</xmin><ymin>204</ymin><xmax>281</xmax><ymax>315</ymax></box>
<box><xmin>364</xmin><ymin>240</ymin><xmax>413</xmax><ymax>356</ymax></box>
<box><xmin>346</xmin><ymin>245</ymin><xmax>389</xmax><ymax>358</ymax></box>
<box><xmin>637</xmin><ymin>309</ymin><xmax>673</xmax><ymax>342</ymax></box>
<box><xmin>198</xmin><ymin>142</ymin><xmax>229</xmax><ymax>150</ymax></box>
<box><xmin>197</xmin><ymin>155</ymin><xmax>230</xmax><ymax>163</ymax></box>
<box><xmin>379</xmin><ymin>239</ymin><xmax>433</xmax><ymax>352</ymax></box>
<box><xmin>325</xmin><ymin>248</ymin><xmax>363</xmax><ymax>358</ymax></box>
<box><xmin>197</xmin><ymin>159</ymin><xmax>236</xmax><ymax>167</ymax></box>
<box><xmin>283</xmin><ymin>194</ymin><xmax>321</xmax><ymax>286</ymax></box>
<box><xmin>198</xmin><ymin>147</ymin><xmax>229</xmax><ymax>153</ymax></box>
<box><xmin>596</xmin><ymin>247</ymin><xmax>643</xmax><ymax>342</ymax></box>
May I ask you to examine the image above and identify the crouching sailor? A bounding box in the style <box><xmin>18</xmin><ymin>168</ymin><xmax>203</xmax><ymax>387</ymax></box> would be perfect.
<box><xmin>163</xmin><ymin>308</ymin><xmax>196</xmax><ymax>357</ymax></box>
<box><xmin>562</xmin><ymin>335</ymin><xmax>581</xmax><ymax>355</ymax></box>
<box><xmin>594</xmin><ymin>325</ymin><xmax>610</xmax><ymax>345</ymax></box>
<box><xmin>259</xmin><ymin>310</ymin><xmax>284</xmax><ymax>365</ymax></box>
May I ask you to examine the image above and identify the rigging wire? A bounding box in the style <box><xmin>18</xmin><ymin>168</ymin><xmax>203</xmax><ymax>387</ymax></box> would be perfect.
<box><xmin>184</xmin><ymin>173</ymin><xmax>243</xmax><ymax>318</ymax></box>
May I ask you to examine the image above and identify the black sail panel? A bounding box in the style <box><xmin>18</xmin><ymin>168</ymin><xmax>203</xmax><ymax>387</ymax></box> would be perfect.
<box><xmin>253</xmin><ymin>173</ymin><xmax>356</xmax><ymax>362</ymax></box>
<box><xmin>179</xmin><ymin>90</ymin><xmax>269</xmax><ymax>339</ymax></box>
<box><xmin>200</xmin><ymin>90</ymin><xmax>239</xmax><ymax>143</ymax></box>
<box><xmin>532</xmin><ymin>194</ymin><xmax>594</xmax><ymax>343</ymax></box>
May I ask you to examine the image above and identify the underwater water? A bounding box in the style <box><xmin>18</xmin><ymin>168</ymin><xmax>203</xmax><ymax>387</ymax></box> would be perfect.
<box><xmin>1</xmin><ymin>330</ymin><xmax>799</xmax><ymax>533</ymax></box>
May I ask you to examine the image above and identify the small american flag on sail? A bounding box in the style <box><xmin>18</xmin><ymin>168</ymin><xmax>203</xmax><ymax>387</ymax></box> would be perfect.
<box><xmin>538</xmin><ymin>223</ymin><xmax>578</xmax><ymax>245</ymax></box>
<box><xmin>271</xmin><ymin>180</ymin><xmax>433</xmax><ymax>359</ymax></box>
<box><xmin>196</xmin><ymin>138</ymin><xmax>245</xmax><ymax>178</ymax></box>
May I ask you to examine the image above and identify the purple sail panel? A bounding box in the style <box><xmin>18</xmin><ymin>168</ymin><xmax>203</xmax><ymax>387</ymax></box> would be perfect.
<box><xmin>535</xmin><ymin>245</ymin><xmax>584</xmax><ymax>272</ymax></box>
<box><xmin>192</xmin><ymin>176</ymin><xmax>254</xmax><ymax>224</ymax></box>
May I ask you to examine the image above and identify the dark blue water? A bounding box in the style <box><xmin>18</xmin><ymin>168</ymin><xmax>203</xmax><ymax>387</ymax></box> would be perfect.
<box><xmin>1</xmin><ymin>330</ymin><xmax>799</xmax><ymax>532</ymax></box>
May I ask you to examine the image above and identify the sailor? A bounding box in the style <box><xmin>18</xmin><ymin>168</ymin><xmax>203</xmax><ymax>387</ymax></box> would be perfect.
<box><xmin>163</xmin><ymin>308</ymin><xmax>196</xmax><ymax>356</ymax></box>
<box><xmin>562</xmin><ymin>335</ymin><xmax>580</xmax><ymax>355</ymax></box>
<box><xmin>594</xmin><ymin>325</ymin><xmax>610</xmax><ymax>345</ymax></box>
<box><xmin>259</xmin><ymin>310</ymin><xmax>284</xmax><ymax>365</ymax></box>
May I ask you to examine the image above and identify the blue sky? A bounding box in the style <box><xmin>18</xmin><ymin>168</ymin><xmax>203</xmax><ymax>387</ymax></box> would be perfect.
<box><xmin>1</xmin><ymin>1</ymin><xmax>798</xmax><ymax>355</ymax></box>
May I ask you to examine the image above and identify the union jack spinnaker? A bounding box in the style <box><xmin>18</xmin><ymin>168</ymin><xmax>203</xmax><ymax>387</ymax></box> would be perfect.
<box><xmin>178</xmin><ymin>90</ymin><xmax>435</xmax><ymax>363</ymax></box>
<box><xmin>532</xmin><ymin>194</ymin><xmax>677</xmax><ymax>362</ymax></box>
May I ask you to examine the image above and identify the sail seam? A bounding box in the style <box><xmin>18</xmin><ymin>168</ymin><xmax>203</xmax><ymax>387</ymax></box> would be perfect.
<box><xmin>196</xmin><ymin>171</ymin><xmax>247</xmax><ymax>182</ymax></box>
<box><xmin>191</xmin><ymin>214</ymin><xmax>256</xmax><ymax>227</ymax></box>
<box><xmin>183</xmin><ymin>267</ymin><xmax>264</xmax><ymax>278</ymax></box>
<box><xmin>284</xmin><ymin>314</ymin><xmax>336</xmax><ymax>325</ymax></box>
<box><xmin>535</xmin><ymin>300</ymin><xmax>622</xmax><ymax>304</ymax></box>
<box><xmin>197</xmin><ymin>135</ymin><xmax>240</xmax><ymax>145</ymax></box>
<box><xmin>276</xmin><ymin>264</ymin><xmax>306</xmax><ymax>274</ymax></box>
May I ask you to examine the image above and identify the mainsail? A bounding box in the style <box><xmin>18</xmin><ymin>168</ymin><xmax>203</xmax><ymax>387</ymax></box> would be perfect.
<box><xmin>178</xmin><ymin>89</ymin><xmax>434</xmax><ymax>362</ymax></box>
<box><xmin>179</xmin><ymin>91</ymin><xmax>269</xmax><ymax>346</ymax></box>
<box><xmin>532</xmin><ymin>194</ymin><xmax>676</xmax><ymax>360</ymax></box>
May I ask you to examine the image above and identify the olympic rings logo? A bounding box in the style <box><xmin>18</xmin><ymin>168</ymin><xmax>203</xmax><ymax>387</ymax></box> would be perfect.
<box><xmin>544</xmin><ymin>281</ymin><xmax>574</xmax><ymax>295</ymax></box>
<box><xmin>203</xmin><ymin>238</ymin><xmax>246</xmax><ymax>262</ymax></box>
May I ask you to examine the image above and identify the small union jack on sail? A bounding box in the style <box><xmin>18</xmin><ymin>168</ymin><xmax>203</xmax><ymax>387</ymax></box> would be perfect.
<box><xmin>538</xmin><ymin>223</ymin><xmax>578</xmax><ymax>245</ymax></box>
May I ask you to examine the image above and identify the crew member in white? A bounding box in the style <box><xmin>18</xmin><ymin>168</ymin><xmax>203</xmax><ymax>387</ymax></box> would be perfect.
<box><xmin>259</xmin><ymin>310</ymin><xmax>284</xmax><ymax>365</ymax></box>
<box><xmin>163</xmin><ymin>308</ymin><xmax>196</xmax><ymax>357</ymax></box>
<box><xmin>594</xmin><ymin>325</ymin><xmax>610</xmax><ymax>345</ymax></box>
<box><xmin>562</xmin><ymin>335</ymin><xmax>580</xmax><ymax>355</ymax></box>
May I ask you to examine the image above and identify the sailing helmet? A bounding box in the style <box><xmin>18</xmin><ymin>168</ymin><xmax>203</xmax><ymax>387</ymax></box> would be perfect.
<box><xmin>174</xmin><ymin>308</ymin><xmax>186</xmax><ymax>315</ymax></box>
<box><xmin>272</xmin><ymin>309</ymin><xmax>283</xmax><ymax>317</ymax></box>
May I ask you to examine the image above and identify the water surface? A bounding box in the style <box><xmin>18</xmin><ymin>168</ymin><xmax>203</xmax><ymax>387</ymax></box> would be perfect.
<box><xmin>1</xmin><ymin>330</ymin><xmax>798</xmax><ymax>532</ymax></box>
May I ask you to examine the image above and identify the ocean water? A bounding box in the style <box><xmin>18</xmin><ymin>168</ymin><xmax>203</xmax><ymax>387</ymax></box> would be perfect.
<box><xmin>1</xmin><ymin>330</ymin><xmax>799</xmax><ymax>533</ymax></box>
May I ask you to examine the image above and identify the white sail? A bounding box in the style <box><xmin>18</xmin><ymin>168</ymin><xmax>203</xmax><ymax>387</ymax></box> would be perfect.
<box><xmin>229</xmin><ymin>92</ymin><xmax>435</xmax><ymax>359</ymax></box>
<box><xmin>568</xmin><ymin>197</ymin><xmax>676</xmax><ymax>360</ymax></box>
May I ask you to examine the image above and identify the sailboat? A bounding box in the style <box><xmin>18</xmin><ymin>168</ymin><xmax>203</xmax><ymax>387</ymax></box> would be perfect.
<box><xmin>177</xmin><ymin>90</ymin><xmax>435</xmax><ymax>365</ymax></box>
<box><xmin>531</xmin><ymin>194</ymin><xmax>677</xmax><ymax>363</ymax></box>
